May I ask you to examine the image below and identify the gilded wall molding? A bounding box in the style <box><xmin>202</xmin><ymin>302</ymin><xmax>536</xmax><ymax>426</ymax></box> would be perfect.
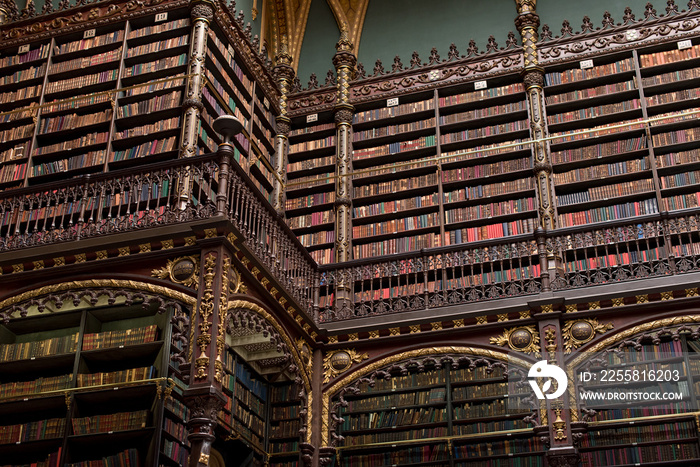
<box><xmin>151</xmin><ymin>256</ymin><xmax>201</xmax><ymax>289</ymax></box>
<box><xmin>562</xmin><ymin>318</ymin><xmax>613</xmax><ymax>353</ymax></box>
<box><xmin>322</xmin><ymin>349</ymin><xmax>368</xmax><ymax>383</ymax></box>
<box><xmin>490</xmin><ymin>325</ymin><xmax>541</xmax><ymax>355</ymax></box>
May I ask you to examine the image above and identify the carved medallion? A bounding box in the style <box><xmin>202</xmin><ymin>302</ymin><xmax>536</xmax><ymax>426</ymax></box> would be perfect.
<box><xmin>323</xmin><ymin>349</ymin><xmax>368</xmax><ymax>383</ymax></box>
<box><xmin>490</xmin><ymin>325</ymin><xmax>541</xmax><ymax>355</ymax></box>
<box><xmin>562</xmin><ymin>319</ymin><xmax>613</xmax><ymax>353</ymax></box>
<box><xmin>151</xmin><ymin>255</ymin><xmax>200</xmax><ymax>288</ymax></box>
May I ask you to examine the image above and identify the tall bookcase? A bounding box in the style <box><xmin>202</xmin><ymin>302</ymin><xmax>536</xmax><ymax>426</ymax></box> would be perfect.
<box><xmin>574</xmin><ymin>333</ymin><xmax>700</xmax><ymax>466</ymax></box>
<box><xmin>334</xmin><ymin>364</ymin><xmax>542</xmax><ymax>467</ymax></box>
<box><xmin>0</xmin><ymin>7</ymin><xmax>276</xmax><ymax>200</ymax></box>
<box><xmin>0</xmin><ymin>302</ymin><xmax>185</xmax><ymax>467</ymax></box>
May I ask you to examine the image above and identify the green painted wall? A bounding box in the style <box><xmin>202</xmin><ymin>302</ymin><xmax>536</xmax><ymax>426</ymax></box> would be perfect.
<box><xmin>297</xmin><ymin>0</ymin><xmax>339</xmax><ymax>88</ymax></box>
<box><xmin>357</xmin><ymin>0</ymin><xmax>517</xmax><ymax>75</ymax></box>
<box><xmin>537</xmin><ymin>0</ymin><xmax>667</xmax><ymax>37</ymax></box>
<box><xmin>231</xmin><ymin>0</ymin><xmax>262</xmax><ymax>45</ymax></box>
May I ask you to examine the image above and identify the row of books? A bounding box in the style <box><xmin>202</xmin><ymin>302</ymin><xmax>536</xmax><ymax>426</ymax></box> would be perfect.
<box><xmin>164</xmin><ymin>395</ymin><xmax>188</xmax><ymax>420</ymax></box>
<box><xmin>42</xmin><ymin>93</ymin><xmax>110</xmax><ymax>114</ymax></box>
<box><xmin>0</xmin><ymin>449</ymin><xmax>61</xmax><ymax>467</ymax></box>
<box><xmin>269</xmin><ymin>441</ymin><xmax>299</xmax><ymax>454</ymax></box>
<box><xmin>287</xmin><ymin>154</ymin><xmax>334</xmax><ymax>172</ymax></box>
<box><xmin>122</xmin><ymin>76</ymin><xmax>184</xmax><ymax>98</ymax></box>
<box><xmin>656</xmin><ymin>149</ymin><xmax>700</xmax><ymax>168</ymax></box>
<box><xmin>204</xmin><ymin>69</ymin><xmax>251</xmax><ymax>121</ymax></box>
<box><xmin>647</xmin><ymin>85</ymin><xmax>700</xmax><ymax>106</ymax></box>
<box><xmin>344</xmin><ymin>426</ymin><xmax>448</xmax><ymax>446</ymax></box>
<box><xmin>664</xmin><ymin>192</ymin><xmax>700</xmax><ymax>210</ymax></box>
<box><xmin>67</xmin><ymin>448</ymin><xmax>139</xmax><ymax>467</ymax></box>
<box><xmin>111</xmin><ymin>136</ymin><xmax>178</xmax><ymax>161</ymax></box>
<box><xmin>442</xmin><ymin>157</ymin><xmax>531</xmax><ymax>182</ymax></box>
<box><xmin>640</xmin><ymin>43</ymin><xmax>700</xmax><ymax>67</ymax></box>
<box><xmin>0</xmin><ymin>63</ymin><xmax>46</xmax><ymax>86</ymax></box>
<box><xmin>558</xmin><ymin>178</ymin><xmax>655</xmax><ymax>205</ymax></box>
<box><xmin>50</xmin><ymin>49</ymin><xmax>122</xmax><ymax>75</ymax></box>
<box><xmin>201</xmin><ymin>86</ymin><xmax>249</xmax><ymax>131</ymax></box>
<box><xmin>554</xmin><ymin>157</ymin><xmax>650</xmax><ymax>184</ymax></box>
<box><xmin>548</xmin><ymin>99</ymin><xmax>641</xmax><ymax>124</ymax></box>
<box><xmin>54</xmin><ymin>31</ymin><xmax>124</xmax><ymax>56</ymax></box>
<box><xmin>115</xmin><ymin>116</ymin><xmax>180</xmax><ymax>139</ymax></box>
<box><xmin>162</xmin><ymin>438</ymin><xmax>188</xmax><ymax>465</ymax></box>
<box><xmin>454</xmin><ymin>419</ymin><xmax>528</xmax><ymax>435</ymax></box>
<box><xmin>354</xmin><ymin>173</ymin><xmax>438</xmax><ymax>198</ymax></box>
<box><xmin>440</xmin><ymin>101</ymin><xmax>525</xmax><ymax>125</ymax></box>
<box><xmin>290</xmin><ymin>122</ymin><xmax>335</xmax><ymax>138</ymax></box>
<box><xmin>580</xmin><ymin>442</ymin><xmax>699</xmax><ymax>466</ymax></box>
<box><xmin>453</xmin><ymin>382</ymin><xmax>510</xmax><ymax>400</ymax></box>
<box><xmin>122</xmin><ymin>53</ymin><xmax>187</xmax><ymax>77</ymax></box>
<box><xmin>352</xmin><ymin>157</ymin><xmax>434</xmax><ymax>181</ymax></box>
<box><xmin>438</xmin><ymin>83</ymin><xmax>524</xmax><ymax>107</ymax></box>
<box><xmin>232</xmin><ymin>418</ymin><xmax>264</xmax><ymax>450</ymax></box>
<box><xmin>235</xmin><ymin>363</ymin><xmax>268</xmax><ymax>401</ymax></box>
<box><xmin>353</xmin><ymin>99</ymin><xmax>434</xmax><ymax>124</ymax></box>
<box><xmin>0</xmin><ymin>373</ymin><xmax>72</xmax><ymax>399</ymax></box>
<box><xmin>544</xmin><ymin>58</ymin><xmax>635</xmax><ymax>86</ymax></box>
<box><xmin>76</xmin><ymin>365</ymin><xmax>157</xmax><ymax>387</ymax></box>
<box><xmin>39</xmin><ymin>109</ymin><xmax>111</xmax><ymax>134</ymax></box>
<box><xmin>346</xmin><ymin>388</ymin><xmax>446</xmax><ymax>412</ymax></box>
<box><xmin>270</xmin><ymin>383</ymin><xmax>302</xmax><ymax>404</ymax></box>
<box><xmin>128</xmin><ymin>18</ymin><xmax>189</xmax><ymax>39</ymax></box>
<box><xmin>353</xmin><ymin>212</ymin><xmax>440</xmax><ymax>237</ymax></box>
<box><xmin>0</xmin><ymin>332</ymin><xmax>79</xmax><ymax>362</ymax></box>
<box><xmin>557</xmin><ymin>198</ymin><xmax>659</xmax><ymax>227</ymax></box>
<box><xmin>116</xmin><ymin>90</ymin><xmax>181</xmax><ymax>118</ymax></box>
<box><xmin>564</xmin><ymin>249</ymin><xmax>660</xmax><ymax>271</ymax></box>
<box><xmin>287</xmin><ymin>210</ymin><xmax>334</xmax><ymax>229</ymax></box>
<box><xmin>0</xmin><ymin>123</ymin><xmax>33</xmax><ymax>142</ymax></box>
<box><xmin>444</xmin><ymin>178</ymin><xmax>533</xmax><ymax>204</ymax></box>
<box><xmin>444</xmin><ymin>197</ymin><xmax>535</xmax><ymax>223</ymax></box>
<box><xmin>352</xmin><ymin>232</ymin><xmax>444</xmax><ymax>258</ymax></box>
<box><xmin>297</xmin><ymin>230</ymin><xmax>334</xmax><ymax>248</ymax></box>
<box><xmin>235</xmin><ymin>383</ymin><xmax>266</xmax><ymax>414</ymax></box>
<box><xmin>453</xmin><ymin>399</ymin><xmax>510</xmax><ymax>419</ymax></box>
<box><xmin>354</xmin><ymin>194</ymin><xmax>438</xmax><ymax>218</ymax></box>
<box><xmin>0</xmin><ymin>43</ymin><xmax>50</xmax><ymax>68</ymax></box>
<box><xmin>661</xmin><ymin>169</ymin><xmax>700</xmax><ymax>189</ymax></box>
<box><xmin>642</xmin><ymin>66</ymin><xmax>700</xmax><ymax>87</ymax></box>
<box><xmin>33</xmin><ymin>131</ymin><xmax>109</xmax><ymax>157</ymax></box>
<box><xmin>0</xmin><ymin>417</ymin><xmax>65</xmax><ymax>444</ymax></box>
<box><xmin>126</xmin><ymin>35</ymin><xmax>188</xmax><ymax>57</ymax></box>
<box><xmin>310</xmin><ymin>248</ymin><xmax>333</xmax><ymax>264</ymax></box>
<box><xmin>352</xmin><ymin>135</ymin><xmax>435</xmax><ymax>160</ymax></box>
<box><xmin>441</xmin><ymin>120</ymin><xmax>528</xmax><ymax>143</ymax></box>
<box><xmin>0</xmin><ymin>83</ymin><xmax>41</xmax><ymax>104</ymax></box>
<box><xmin>652</xmin><ymin>126</ymin><xmax>700</xmax><ymax>146</ymax></box>
<box><xmin>552</xmin><ymin>137</ymin><xmax>647</xmax><ymax>164</ymax></box>
<box><xmin>546</xmin><ymin>79</ymin><xmax>636</xmax><ymax>105</ymax></box>
<box><xmin>71</xmin><ymin>410</ymin><xmax>148</xmax><ymax>435</ymax></box>
<box><xmin>0</xmin><ymin>161</ymin><xmax>26</xmax><ymax>183</ymax></box>
<box><xmin>650</xmin><ymin>108</ymin><xmax>700</xmax><ymax>127</ymax></box>
<box><xmin>454</xmin><ymin>439</ymin><xmax>543</xmax><ymax>458</ymax></box>
<box><xmin>340</xmin><ymin>444</ymin><xmax>447</xmax><ymax>467</ymax></box>
<box><xmin>593</xmin><ymin>402</ymin><xmax>693</xmax><ymax>421</ymax></box>
<box><xmin>234</xmin><ymin>402</ymin><xmax>265</xmax><ymax>436</ymax></box>
<box><xmin>360</xmin><ymin>371</ymin><xmax>445</xmax><ymax>393</ymax></box>
<box><xmin>46</xmin><ymin>69</ymin><xmax>119</xmax><ymax>94</ymax></box>
<box><xmin>163</xmin><ymin>417</ymin><xmax>188</xmax><ymax>444</ymax></box>
<box><xmin>287</xmin><ymin>172</ymin><xmax>333</xmax><ymax>189</ymax></box>
<box><xmin>82</xmin><ymin>324</ymin><xmax>158</xmax><ymax>351</ymax></box>
<box><xmin>289</xmin><ymin>135</ymin><xmax>335</xmax><ymax>153</ymax></box>
<box><xmin>31</xmin><ymin>150</ymin><xmax>101</xmax><ymax>177</ymax></box>
<box><xmin>352</xmin><ymin>117</ymin><xmax>435</xmax><ymax>141</ymax></box>
<box><xmin>342</xmin><ymin>407</ymin><xmax>447</xmax><ymax>431</ymax></box>
<box><xmin>582</xmin><ymin>420</ymin><xmax>695</xmax><ymax>447</ymax></box>
<box><xmin>552</xmin><ymin>119</ymin><xmax>645</xmax><ymax>144</ymax></box>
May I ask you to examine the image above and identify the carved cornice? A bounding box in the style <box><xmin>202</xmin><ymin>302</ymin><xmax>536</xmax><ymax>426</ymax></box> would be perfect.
<box><xmin>538</xmin><ymin>6</ymin><xmax>700</xmax><ymax>65</ymax></box>
<box><xmin>288</xmin><ymin>89</ymin><xmax>337</xmax><ymax>117</ymax></box>
<box><xmin>0</xmin><ymin>0</ymin><xmax>188</xmax><ymax>44</ymax></box>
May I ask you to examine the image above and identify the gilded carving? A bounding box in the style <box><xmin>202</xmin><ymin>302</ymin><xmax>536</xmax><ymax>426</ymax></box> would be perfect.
<box><xmin>74</xmin><ymin>253</ymin><xmax>86</xmax><ymax>263</ymax></box>
<box><xmin>519</xmin><ymin>310</ymin><xmax>531</xmax><ymax>319</ymax></box>
<box><xmin>409</xmin><ymin>325</ymin><xmax>421</xmax><ymax>333</ymax></box>
<box><xmin>138</xmin><ymin>243</ymin><xmax>151</xmax><ymax>253</ymax></box>
<box><xmin>323</xmin><ymin>349</ymin><xmax>368</xmax><ymax>383</ymax></box>
<box><xmin>53</xmin><ymin>257</ymin><xmax>65</xmax><ymax>267</ymax></box>
<box><xmin>552</xmin><ymin>406</ymin><xmax>567</xmax><ymax>441</ymax></box>
<box><xmin>347</xmin><ymin>333</ymin><xmax>358</xmax><ymax>341</ymax></box>
<box><xmin>389</xmin><ymin>327</ymin><xmax>400</xmax><ymax>336</ymax></box>
<box><xmin>636</xmin><ymin>294</ymin><xmax>649</xmax><ymax>304</ymax></box>
<box><xmin>431</xmin><ymin>322</ymin><xmax>442</xmax><ymax>331</ymax></box>
<box><xmin>368</xmin><ymin>330</ymin><xmax>379</xmax><ymax>339</ymax></box>
<box><xmin>32</xmin><ymin>260</ymin><xmax>44</xmax><ymax>270</ymax></box>
<box><xmin>562</xmin><ymin>319</ymin><xmax>613</xmax><ymax>353</ymax></box>
<box><xmin>328</xmin><ymin>336</ymin><xmax>338</xmax><ymax>344</ymax></box>
<box><xmin>194</xmin><ymin>254</ymin><xmax>217</xmax><ymax>380</ymax></box>
<box><xmin>12</xmin><ymin>263</ymin><xmax>23</xmax><ymax>273</ymax></box>
<box><xmin>118</xmin><ymin>247</ymin><xmax>130</xmax><ymax>256</ymax></box>
<box><xmin>541</xmin><ymin>304</ymin><xmax>553</xmax><ymax>313</ymax></box>
<box><xmin>612</xmin><ymin>297</ymin><xmax>625</xmax><ymax>307</ymax></box>
<box><xmin>490</xmin><ymin>325</ymin><xmax>541</xmax><ymax>355</ymax></box>
<box><xmin>565</xmin><ymin>304</ymin><xmax>578</xmax><ymax>313</ymax></box>
<box><xmin>688</xmin><ymin>288</ymin><xmax>699</xmax><ymax>297</ymax></box>
<box><xmin>151</xmin><ymin>256</ymin><xmax>200</xmax><ymax>288</ymax></box>
<box><xmin>476</xmin><ymin>315</ymin><xmax>488</xmax><ymax>325</ymax></box>
<box><xmin>544</xmin><ymin>328</ymin><xmax>557</xmax><ymax>362</ymax></box>
<box><xmin>161</xmin><ymin>239</ymin><xmax>174</xmax><ymax>250</ymax></box>
<box><xmin>497</xmin><ymin>314</ymin><xmax>509</xmax><ymax>322</ymax></box>
<box><xmin>661</xmin><ymin>291</ymin><xmax>674</xmax><ymax>300</ymax></box>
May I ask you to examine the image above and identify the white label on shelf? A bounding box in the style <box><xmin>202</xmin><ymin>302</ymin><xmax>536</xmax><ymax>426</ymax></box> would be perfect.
<box><xmin>108</xmin><ymin>431</ymin><xmax>114</xmax><ymax>434</ymax></box>
<box><xmin>16</xmin><ymin>441</ymin><xmax>20</xmax><ymax>445</ymax></box>
<box><xmin>30</xmin><ymin>357</ymin><xmax>35</xmax><ymax>360</ymax></box>
<box><xmin>626</xmin><ymin>29</ymin><xmax>639</xmax><ymax>41</ymax></box>
<box><xmin>83</xmin><ymin>29</ymin><xmax>96</xmax><ymax>39</ymax></box>
<box><xmin>629</xmin><ymin>421</ymin><xmax>635</xmax><ymax>424</ymax></box>
<box><xmin>387</xmin><ymin>97</ymin><xmax>399</xmax><ymax>107</ymax></box>
<box><xmin>632</xmin><ymin>442</ymin><xmax>637</xmax><ymax>446</ymax></box>
<box><xmin>509</xmin><ymin>453</ymin><xmax>514</xmax><ymax>457</ymax></box>
<box><xmin>18</xmin><ymin>44</ymin><xmax>30</xmax><ymax>54</ymax></box>
<box><xmin>263</xmin><ymin>97</ymin><xmax>270</xmax><ymax>109</ymax></box>
<box><xmin>119</xmin><ymin>345</ymin><xmax>124</xmax><ymax>348</ymax></box>
<box><xmin>228</xmin><ymin>45</ymin><xmax>235</xmax><ymax>57</ymax></box>
<box><xmin>474</xmin><ymin>80</ymin><xmax>487</xmax><ymax>90</ymax></box>
<box><xmin>507</xmin><ymin>433</ymin><xmax>512</xmax><ymax>436</ymax></box>
<box><xmin>306</xmin><ymin>113</ymin><xmax>318</xmax><ymax>123</ymax></box>
<box><xmin>155</xmin><ymin>12</ymin><xmax>168</xmax><ymax>22</ymax></box>
<box><xmin>23</xmin><ymin>398</ymin><xmax>28</xmax><ymax>401</ymax></box>
<box><xmin>391</xmin><ymin>445</ymin><xmax>396</xmax><ymax>448</ymax></box>
<box><xmin>114</xmin><ymin>387</ymin><xmax>119</xmax><ymax>390</ymax></box>
<box><xmin>391</xmin><ymin>426</ymin><xmax>396</xmax><ymax>429</ymax></box>
<box><xmin>580</xmin><ymin>59</ymin><xmax>594</xmax><ymax>69</ymax></box>
<box><xmin>679</xmin><ymin>39</ymin><xmax>693</xmax><ymax>50</ymax></box>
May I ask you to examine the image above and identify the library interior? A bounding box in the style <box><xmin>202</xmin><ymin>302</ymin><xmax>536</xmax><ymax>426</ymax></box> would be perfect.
<box><xmin>2</xmin><ymin>0</ymin><xmax>700</xmax><ymax>465</ymax></box>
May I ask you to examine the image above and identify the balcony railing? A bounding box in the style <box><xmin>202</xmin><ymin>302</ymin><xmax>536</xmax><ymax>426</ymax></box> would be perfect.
<box><xmin>1</xmin><ymin>150</ymin><xmax>699</xmax><ymax>325</ymax></box>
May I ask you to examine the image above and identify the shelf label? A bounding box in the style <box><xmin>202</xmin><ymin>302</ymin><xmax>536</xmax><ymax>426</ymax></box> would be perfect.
<box><xmin>108</xmin><ymin>431</ymin><xmax>114</xmax><ymax>434</ymax></box>
<box><xmin>18</xmin><ymin>44</ymin><xmax>30</xmax><ymax>54</ymax></box>
<box><xmin>114</xmin><ymin>387</ymin><xmax>119</xmax><ymax>390</ymax></box>
<box><xmin>580</xmin><ymin>59</ymin><xmax>594</xmax><ymax>69</ymax></box>
<box><xmin>387</xmin><ymin>97</ymin><xmax>399</xmax><ymax>107</ymax></box>
<box><xmin>155</xmin><ymin>12</ymin><xmax>168</xmax><ymax>22</ymax></box>
<box><xmin>306</xmin><ymin>113</ymin><xmax>318</xmax><ymax>123</ymax></box>
<box><xmin>83</xmin><ymin>29</ymin><xmax>96</xmax><ymax>39</ymax></box>
<box><xmin>23</xmin><ymin>398</ymin><xmax>28</xmax><ymax>401</ymax></box>
<box><xmin>119</xmin><ymin>345</ymin><xmax>124</xmax><ymax>348</ymax></box>
<box><xmin>30</xmin><ymin>356</ymin><xmax>35</xmax><ymax>360</ymax></box>
<box><xmin>228</xmin><ymin>45</ymin><xmax>235</xmax><ymax>57</ymax></box>
<box><xmin>678</xmin><ymin>39</ymin><xmax>693</xmax><ymax>50</ymax></box>
<box><xmin>263</xmin><ymin>97</ymin><xmax>270</xmax><ymax>109</ymax></box>
<box><xmin>474</xmin><ymin>80</ymin><xmax>487</xmax><ymax>90</ymax></box>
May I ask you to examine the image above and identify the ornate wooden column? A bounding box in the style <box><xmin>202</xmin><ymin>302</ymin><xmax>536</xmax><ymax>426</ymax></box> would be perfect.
<box><xmin>272</xmin><ymin>37</ymin><xmax>294</xmax><ymax>217</ymax></box>
<box><xmin>515</xmin><ymin>0</ymin><xmax>556</xmax><ymax>230</ymax></box>
<box><xmin>178</xmin><ymin>0</ymin><xmax>212</xmax><ymax>208</ymax></box>
<box><xmin>184</xmin><ymin>117</ymin><xmax>241</xmax><ymax>467</ymax></box>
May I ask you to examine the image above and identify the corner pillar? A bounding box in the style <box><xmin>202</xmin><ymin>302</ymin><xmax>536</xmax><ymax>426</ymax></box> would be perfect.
<box><xmin>272</xmin><ymin>36</ymin><xmax>295</xmax><ymax>216</ymax></box>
